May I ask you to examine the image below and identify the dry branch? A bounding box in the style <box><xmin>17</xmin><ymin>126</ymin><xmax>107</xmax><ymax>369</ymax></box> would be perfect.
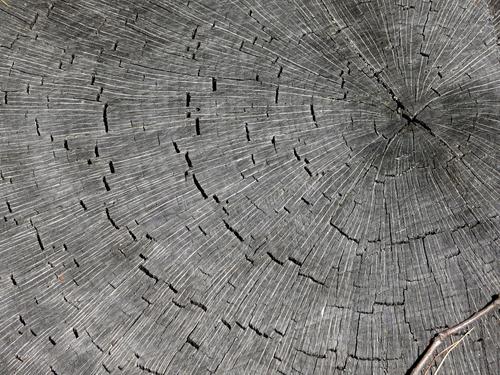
<box><xmin>431</xmin><ymin>328</ymin><xmax>474</xmax><ymax>375</ymax></box>
<box><xmin>410</xmin><ymin>295</ymin><xmax>500</xmax><ymax>375</ymax></box>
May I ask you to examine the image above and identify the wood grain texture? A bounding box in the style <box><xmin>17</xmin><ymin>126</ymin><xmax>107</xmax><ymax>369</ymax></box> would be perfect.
<box><xmin>0</xmin><ymin>0</ymin><xmax>499</xmax><ymax>374</ymax></box>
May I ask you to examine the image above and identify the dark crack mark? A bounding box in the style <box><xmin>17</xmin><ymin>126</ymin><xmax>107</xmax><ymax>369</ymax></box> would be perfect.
<box><xmin>192</xmin><ymin>173</ymin><xmax>208</xmax><ymax>199</ymax></box>
<box><xmin>138</xmin><ymin>264</ymin><xmax>159</xmax><ymax>283</ymax></box>
<box><xmin>103</xmin><ymin>103</ymin><xmax>109</xmax><ymax>133</ymax></box>
<box><xmin>330</xmin><ymin>221</ymin><xmax>359</xmax><ymax>244</ymax></box>
<box><xmin>222</xmin><ymin>219</ymin><xmax>244</xmax><ymax>242</ymax></box>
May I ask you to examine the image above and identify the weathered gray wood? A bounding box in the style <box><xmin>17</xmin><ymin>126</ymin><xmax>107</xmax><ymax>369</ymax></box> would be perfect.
<box><xmin>0</xmin><ymin>0</ymin><xmax>499</xmax><ymax>374</ymax></box>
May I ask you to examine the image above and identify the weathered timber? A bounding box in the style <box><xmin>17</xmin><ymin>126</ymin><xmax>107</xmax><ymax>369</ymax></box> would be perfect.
<box><xmin>0</xmin><ymin>1</ymin><xmax>499</xmax><ymax>374</ymax></box>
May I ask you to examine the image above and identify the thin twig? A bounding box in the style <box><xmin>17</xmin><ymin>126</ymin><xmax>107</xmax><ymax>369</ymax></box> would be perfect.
<box><xmin>434</xmin><ymin>328</ymin><xmax>474</xmax><ymax>375</ymax></box>
<box><xmin>423</xmin><ymin>328</ymin><xmax>475</xmax><ymax>375</ymax></box>
<box><xmin>409</xmin><ymin>294</ymin><xmax>500</xmax><ymax>375</ymax></box>
<box><xmin>423</xmin><ymin>328</ymin><xmax>474</xmax><ymax>375</ymax></box>
<box><xmin>424</xmin><ymin>328</ymin><xmax>464</xmax><ymax>375</ymax></box>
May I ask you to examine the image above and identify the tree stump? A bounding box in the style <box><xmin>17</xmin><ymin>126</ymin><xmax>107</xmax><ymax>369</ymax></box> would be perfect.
<box><xmin>0</xmin><ymin>1</ymin><xmax>499</xmax><ymax>374</ymax></box>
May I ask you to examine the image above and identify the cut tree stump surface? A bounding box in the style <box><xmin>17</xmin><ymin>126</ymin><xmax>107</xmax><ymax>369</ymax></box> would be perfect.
<box><xmin>0</xmin><ymin>0</ymin><xmax>499</xmax><ymax>374</ymax></box>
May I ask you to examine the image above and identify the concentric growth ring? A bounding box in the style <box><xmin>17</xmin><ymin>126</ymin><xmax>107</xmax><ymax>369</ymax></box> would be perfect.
<box><xmin>0</xmin><ymin>1</ymin><xmax>499</xmax><ymax>374</ymax></box>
